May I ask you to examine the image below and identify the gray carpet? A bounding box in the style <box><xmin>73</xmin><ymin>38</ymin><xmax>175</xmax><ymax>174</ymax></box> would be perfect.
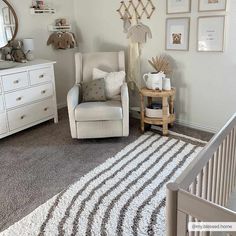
<box><xmin>0</xmin><ymin>108</ymin><xmax>213</xmax><ymax>232</ymax></box>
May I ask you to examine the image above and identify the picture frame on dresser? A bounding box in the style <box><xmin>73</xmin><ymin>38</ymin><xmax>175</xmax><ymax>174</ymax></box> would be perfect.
<box><xmin>197</xmin><ymin>16</ymin><xmax>225</xmax><ymax>52</ymax></box>
<box><xmin>167</xmin><ymin>0</ymin><xmax>191</xmax><ymax>14</ymax></box>
<box><xmin>166</xmin><ymin>17</ymin><xmax>190</xmax><ymax>51</ymax></box>
<box><xmin>198</xmin><ymin>0</ymin><xmax>227</xmax><ymax>12</ymax></box>
<box><xmin>0</xmin><ymin>60</ymin><xmax>58</xmax><ymax>139</ymax></box>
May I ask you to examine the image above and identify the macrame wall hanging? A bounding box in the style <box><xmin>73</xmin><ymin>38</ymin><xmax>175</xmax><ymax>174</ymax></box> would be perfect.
<box><xmin>117</xmin><ymin>0</ymin><xmax>156</xmax><ymax>20</ymax></box>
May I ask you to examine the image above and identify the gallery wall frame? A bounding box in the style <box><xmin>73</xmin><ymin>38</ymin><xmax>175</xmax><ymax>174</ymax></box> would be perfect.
<box><xmin>165</xmin><ymin>17</ymin><xmax>190</xmax><ymax>51</ymax></box>
<box><xmin>197</xmin><ymin>15</ymin><xmax>225</xmax><ymax>52</ymax></box>
<box><xmin>198</xmin><ymin>0</ymin><xmax>227</xmax><ymax>12</ymax></box>
<box><xmin>167</xmin><ymin>0</ymin><xmax>191</xmax><ymax>14</ymax></box>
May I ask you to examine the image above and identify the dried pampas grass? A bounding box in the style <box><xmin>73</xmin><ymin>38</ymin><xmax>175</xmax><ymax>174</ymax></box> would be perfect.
<box><xmin>148</xmin><ymin>55</ymin><xmax>172</xmax><ymax>76</ymax></box>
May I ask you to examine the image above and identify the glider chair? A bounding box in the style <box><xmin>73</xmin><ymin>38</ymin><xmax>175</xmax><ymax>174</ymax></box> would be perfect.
<box><xmin>67</xmin><ymin>51</ymin><xmax>129</xmax><ymax>139</ymax></box>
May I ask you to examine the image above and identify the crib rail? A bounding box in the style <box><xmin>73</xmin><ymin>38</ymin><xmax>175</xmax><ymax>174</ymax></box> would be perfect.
<box><xmin>166</xmin><ymin>113</ymin><xmax>236</xmax><ymax>236</ymax></box>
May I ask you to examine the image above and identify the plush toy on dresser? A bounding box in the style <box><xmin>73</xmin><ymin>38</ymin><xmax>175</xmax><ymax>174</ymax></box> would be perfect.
<box><xmin>1</xmin><ymin>47</ymin><xmax>13</xmax><ymax>61</ymax></box>
<box><xmin>10</xmin><ymin>40</ymin><xmax>27</xmax><ymax>63</ymax></box>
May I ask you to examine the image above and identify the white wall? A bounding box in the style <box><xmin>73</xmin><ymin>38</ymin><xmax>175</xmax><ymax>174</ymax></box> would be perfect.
<box><xmin>8</xmin><ymin>0</ymin><xmax>78</xmax><ymax>108</ymax></box>
<box><xmin>74</xmin><ymin>0</ymin><xmax>236</xmax><ymax>132</ymax></box>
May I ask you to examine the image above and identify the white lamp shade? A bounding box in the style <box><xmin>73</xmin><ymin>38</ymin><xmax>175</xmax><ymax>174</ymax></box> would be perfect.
<box><xmin>23</xmin><ymin>38</ymin><xmax>34</xmax><ymax>51</ymax></box>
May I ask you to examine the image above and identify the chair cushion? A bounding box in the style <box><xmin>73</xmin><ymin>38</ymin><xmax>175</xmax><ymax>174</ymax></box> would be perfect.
<box><xmin>75</xmin><ymin>100</ymin><xmax>123</xmax><ymax>122</ymax></box>
<box><xmin>93</xmin><ymin>68</ymin><xmax>125</xmax><ymax>100</ymax></box>
<box><xmin>82</xmin><ymin>78</ymin><xmax>106</xmax><ymax>102</ymax></box>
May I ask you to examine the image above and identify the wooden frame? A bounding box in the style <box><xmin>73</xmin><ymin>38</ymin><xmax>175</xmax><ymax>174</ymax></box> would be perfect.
<box><xmin>166</xmin><ymin>0</ymin><xmax>191</xmax><ymax>14</ymax></box>
<box><xmin>198</xmin><ymin>0</ymin><xmax>227</xmax><ymax>12</ymax></box>
<box><xmin>197</xmin><ymin>15</ymin><xmax>225</xmax><ymax>52</ymax></box>
<box><xmin>0</xmin><ymin>0</ymin><xmax>18</xmax><ymax>48</ymax></box>
<box><xmin>166</xmin><ymin>113</ymin><xmax>236</xmax><ymax>236</ymax></box>
<box><xmin>165</xmin><ymin>17</ymin><xmax>190</xmax><ymax>51</ymax></box>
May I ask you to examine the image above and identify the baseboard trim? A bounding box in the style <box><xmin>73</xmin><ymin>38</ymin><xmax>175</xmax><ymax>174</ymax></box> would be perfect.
<box><xmin>175</xmin><ymin>119</ymin><xmax>217</xmax><ymax>134</ymax></box>
<box><xmin>57</xmin><ymin>103</ymin><xmax>67</xmax><ymax>109</ymax></box>
<box><xmin>129</xmin><ymin>108</ymin><xmax>217</xmax><ymax>134</ymax></box>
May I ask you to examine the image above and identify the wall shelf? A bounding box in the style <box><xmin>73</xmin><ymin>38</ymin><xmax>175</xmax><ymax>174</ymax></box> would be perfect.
<box><xmin>30</xmin><ymin>8</ymin><xmax>56</xmax><ymax>15</ymax></box>
<box><xmin>48</xmin><ymin>25</ymin><xmax>72</xmax><ymax>32</ymax></box>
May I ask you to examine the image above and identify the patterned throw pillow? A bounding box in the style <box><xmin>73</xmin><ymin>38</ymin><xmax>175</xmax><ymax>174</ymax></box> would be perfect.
<box><xmin>82</xmin><ymin>78</ymin><xmax>106</xmax><ymax>102</ymax></box>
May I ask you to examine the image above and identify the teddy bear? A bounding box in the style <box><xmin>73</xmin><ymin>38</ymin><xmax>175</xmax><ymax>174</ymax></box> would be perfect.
<box><xmin>10</xmin><ymin>40</ymin><xmax>27</xmax><ymax>63</ymax></box>
<box><xmin>55</xmin><ymin>18</ymin><xmax>68</xmax><ymax>27</ymax></box>
<box><xmin>1</xmin><ymin>47</ymin><xmax>13</xmax><ymax>61</ymax></box>
<box><xmin>172</xmin><ymin>33</ymin><xmax>182</xmax><ymax>45</ymax></box>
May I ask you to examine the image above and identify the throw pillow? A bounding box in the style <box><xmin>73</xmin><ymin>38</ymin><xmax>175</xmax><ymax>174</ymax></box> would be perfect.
<box><xmin>82</xmin><ymin>78</ymin><xmax>106</xmax><ymax>102</ymax></box>
<box><xmin>93</xmin><ymin>68</ymin><xmax>126</xmax><ymax>100</ymax></box>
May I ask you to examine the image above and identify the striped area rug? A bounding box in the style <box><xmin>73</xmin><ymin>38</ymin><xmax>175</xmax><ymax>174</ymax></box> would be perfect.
<box><xmin>1</xmin><ymin>131</ymin><xmax>206</xmax><ymax>236</ymax></box>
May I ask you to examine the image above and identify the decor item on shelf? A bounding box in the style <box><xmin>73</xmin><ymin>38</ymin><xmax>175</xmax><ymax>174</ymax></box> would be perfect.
<box><xmin>30</xmin><ymin>0</ymin><xmax>55</xmax><ymax>14</ymax></box>
<box><xmin>9</xmin><ymin>40</ymin><xmax>27</xmax><ymax>63</ymax></box>
<box><xmin>199</xmin><ymin>0</ymin><xmax>227</xmax><ymax>12</ymax></box>
<box><xmin>47</xmin><ymin>18</ymin><xmax>77</xmax><ymax>50</ymax></box>
<box><xmin>197</xmin><ymin>16</ymin><xmax>225</xmax><ymax>52</ymax></box>
<box><xmin>167</xmin><ymin>0</ymin><xmax>191</xmax><ymax>14</ymax></box>
<box><xmin>143</xmin><ymin>71</ymin><xmax>165</xmax><ymax>91</ymax></box>
<box><xmin>117</xmin><ymin>0</ymin><xmax>156</xmax><ymax>20</ymax></box>
<box><xmin>145</xmin><ymin>102</ymin><xmax>170</xmax><ymax>118</ymax></box>
<box><xmin>23</xmin><ymin>38</ymin><xmax>34</xmax><ymax>61</ymax></box>
<box><xmin>166</xmin><ymin>17</ymin><xmax>190</xmax><ymax>51</ymax></box>
<box><xmin>47</xmin><ymin>32</ymin><xmax>77</xmax><ymax>50</ymax></box>
<box><xmin>148</xmin><ymin>55</ymin><xmax>172</xmax><ymax>76</ymax></box>
<box><xmin>163</xmin><ymin>77</ymin><xmax>172</xmax><ymax>91</ymax></box>
<box><xmin>127</xmin><ymin>22</ymin><xmax>152</xmax><ymax>44</ymax></box>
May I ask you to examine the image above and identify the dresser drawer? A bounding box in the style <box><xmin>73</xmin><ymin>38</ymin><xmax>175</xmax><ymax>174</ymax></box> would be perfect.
<box><xmin>5</xmin><ymin>83</ymin><xmax>53</xmax><ymax>109</ymax></box>
<box><xmin>0</xmin><ymin>113</ymin><xmax>8</xmax><ymax>135</ymax></box>
<box><xmin>8</xmin><ymin>99</ymin><xmax>54</xmax><ymax>131</ymax></box>
<box><xmin>0</xmin><ymin>95</ymin><xmax>4</xmax><ymax>112</ymax></box>
<box><xmin>2</xmin><ymin>72</ymin><xmax>29</xmax><ymax>92</ymax></box>
<box><xmin>29</xmin><ymin>67</ymin><xmax>53</xmax><ymax>85</ymax></box>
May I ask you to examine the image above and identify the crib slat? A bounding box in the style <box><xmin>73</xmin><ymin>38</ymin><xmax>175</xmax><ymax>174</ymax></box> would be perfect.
<box><xmin>228</xmin><ymin>130</ymin><xmax>234</xmax><ymax>195</ymax></box>
<box><xmin>232</xmin><ymin>128</ymin><xmax>236</xmax><ymax>189</ymax></box>
<box><xmin>207</xmin><ymin>159</ymin><xmax>213</xmax><ymax>202</ymax></box>
<box><xmin>220</xmin><ymin>139</ymin><xmax>226</xmax><ymax>206</ymax></box>
<box><xmin>223</xmin><ymin>137</ymin><xmax>229</xmax><ymax>206</ymax></box>
<box><xmin>202</xmin><ymin>165</ymin><xmax>208</xmax><ymax>200</ymax></box>
<box><xmin>225</xmin><ymin>135</ymin><xmax>231</xmax><ymax>204</ymax></box>
<box><xmin>211</xmin><ymin>152</ymin><xmax>218</xmax><ymax>203</ymax></box>
<box><xmin>215</xmin><ymin>146</ymin><xmax>222</xmax><ymax>205</ymax></box>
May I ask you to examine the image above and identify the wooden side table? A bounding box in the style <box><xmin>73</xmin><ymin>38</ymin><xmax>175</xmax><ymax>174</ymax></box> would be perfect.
<box><xmin>140</xmin><ymin>88</ymin><xmax>176</xmax><ymax>136</ymax></box>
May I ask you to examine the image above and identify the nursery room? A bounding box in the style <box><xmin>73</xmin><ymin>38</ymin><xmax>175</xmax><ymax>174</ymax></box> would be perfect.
<box><xmin>0</xmin><ymin>0</ymin><xmax>235</xmax><ymax>235</ymax></box>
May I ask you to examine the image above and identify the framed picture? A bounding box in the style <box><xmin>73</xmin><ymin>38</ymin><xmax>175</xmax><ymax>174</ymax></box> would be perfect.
<box><xmin>167</xmin><ymin>0</ymin><xmax>191</xmax><ymax>14</ymax></box>
<box><xmin>197</xmin><ymin>16</ymin><xmax>225</xmax><ymax>52</ymax></box>
<box><xmin>198</xmin><ymin>0</ymin><xmax>227</xmax><ymax>12</ymax></box>
<box><xmin>166</xmin><ymin>17</ymin><xmax>190</xmax><ymax>51</ymax></box>
<box><xmin>2</xmin><ymin>7</ymin><xmax>10</xmax><ymax>25</ymax></box>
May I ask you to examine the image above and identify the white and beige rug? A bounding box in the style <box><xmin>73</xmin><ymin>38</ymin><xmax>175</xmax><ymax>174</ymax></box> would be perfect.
<box><xmin>1</xmin><ymin>131</ymin><xmax>206</xmax><ymax>236</ymax></box>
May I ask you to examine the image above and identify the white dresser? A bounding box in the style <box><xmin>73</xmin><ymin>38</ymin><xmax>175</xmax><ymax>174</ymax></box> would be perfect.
<box><xmin>0</xmin><ymin>59</ymin><xmax>58</xmax><ymax>139</ymax></box>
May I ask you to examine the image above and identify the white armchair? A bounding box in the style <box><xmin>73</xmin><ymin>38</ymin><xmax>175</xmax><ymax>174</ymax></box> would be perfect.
<box><xmin>67</xmin><ymin>51</ymin><xmax>129</xmax><ymax>139</ymax></box>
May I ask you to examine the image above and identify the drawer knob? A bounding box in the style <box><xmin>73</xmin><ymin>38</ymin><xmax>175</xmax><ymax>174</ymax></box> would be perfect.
<box><xmin>39</xmin><ymin>74</ymin><xmax>45</xmax><ymax>79</ymax></box>
<box><xmin>16</xmin><ymin>97</ymin><xmax>22</xmax><ymax>101</ymax></box>
<box><xmin>41</xmin><ymin>90</ymin><xmax>46</xmax><ymax>94</ymax></box>
<box><xmin>44</xmin><ymin>107</ymin><xmax>48</xmax><ymax>111</ymax></box>
<box><xmin>20</xmin><ymin>115</ymin><xmax>26</xmax><ymax>120</ymax></box>
<box><xmin>14</xmin><ymin>80</ymin><xmax>19</xmax><ymax>84</ymax></box>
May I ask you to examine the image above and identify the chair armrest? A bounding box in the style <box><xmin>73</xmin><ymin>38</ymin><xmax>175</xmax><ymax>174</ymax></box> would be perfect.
<box><xmin>67</xmin><ymin>84</ymin><xmax>81</xmax><ymax>111</ymax></box>
<box><xmin>67</xmin><ymin>84</ymin><xmax>81</xmax><ymax>138</ymax></box>
<box><xmin>121</xmin><ymin>82</ymin><xmax>129</xmax><ymax>136</ymax></box>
